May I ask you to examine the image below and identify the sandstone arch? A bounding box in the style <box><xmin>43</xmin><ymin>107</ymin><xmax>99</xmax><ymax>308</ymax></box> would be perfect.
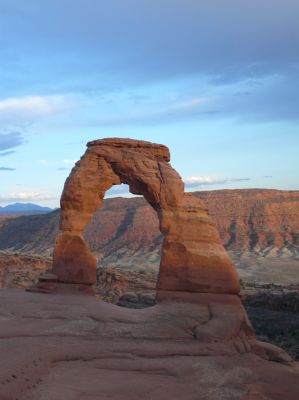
<box><xmin>26</xmin><ymin>138</ymin><xmax>295</xmax><ymax>382</ymax></box>
<box><xmin>51</xmin><ymin>138</ymin><xmax>240</xmax><ymax>299</ymax></box>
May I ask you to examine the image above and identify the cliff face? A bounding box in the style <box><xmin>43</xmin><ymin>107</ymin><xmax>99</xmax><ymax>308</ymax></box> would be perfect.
<box><xmin>0</xmin><ymin>211</ymin><xmax>60</xmax><ymax>254</ymax></box>
<box><xmin>84</xmin><ymin>197</ymin><xmax>161</xmax><ymax>269</ymax></box>
<box><xmin>196</xmin><ymin>189</ymin><xmax>299</xmax><ymax>253</ymax></box>
<box><xmin>0</xmin><ymin>190</ymin><xmax>298</xmax><ymax>274</ymax></box>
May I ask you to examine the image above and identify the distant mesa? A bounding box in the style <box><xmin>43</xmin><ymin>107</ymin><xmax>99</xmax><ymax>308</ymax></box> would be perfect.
<box><xmin>0</xmin><ymin>189</ymin><xmax>298</xmax><ymax>285</ymax></box>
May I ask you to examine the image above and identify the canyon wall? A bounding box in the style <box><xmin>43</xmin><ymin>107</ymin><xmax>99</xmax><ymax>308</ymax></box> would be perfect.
<box><xmin>0</xmin><ymin>189</ymin><xmax>298</xmax><ymax>277</ymax></box>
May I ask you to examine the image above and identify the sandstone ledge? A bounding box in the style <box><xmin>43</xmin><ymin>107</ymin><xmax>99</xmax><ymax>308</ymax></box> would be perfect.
<box><xmin>0</xmin><ymin>289</ymin><xmax>298</xmax><ymax>400</ymax></box>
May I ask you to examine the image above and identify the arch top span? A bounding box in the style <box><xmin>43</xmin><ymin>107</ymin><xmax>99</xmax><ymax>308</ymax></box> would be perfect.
<box><xmin>87</xmin><ymin>137</ymin><xmax>171</xmax><ymax>162</ymax></box>
<box><xmin>52</xmin><ymin>137</ymin><xmax>240</xmax><ymax>298</ymax></box>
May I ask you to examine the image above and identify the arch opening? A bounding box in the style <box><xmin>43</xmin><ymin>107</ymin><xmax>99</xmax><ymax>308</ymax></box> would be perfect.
<box><xmin>82</xmin><ymin>183</ymin><xmax>162</xmax><ymax>306</ymax></box>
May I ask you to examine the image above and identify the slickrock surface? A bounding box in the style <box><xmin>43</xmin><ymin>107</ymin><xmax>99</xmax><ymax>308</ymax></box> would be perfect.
<box><xmin>0</xmin><ymin>289</ymin><xmax>298</xmax><ymax>400</ymax></box>
<box><xmin>1</xmin><ymin>254</ymin><xmax>297</xmax><ymax>361</ymax></box>
<box><xmin>51</xmin><ymin>138</ymin><xmax>240</xmax><ymax>295</ymax></box>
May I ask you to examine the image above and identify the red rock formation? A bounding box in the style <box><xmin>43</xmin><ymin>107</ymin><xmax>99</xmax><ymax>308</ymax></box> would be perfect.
<box><xmin>53</xmin><ymin>232</ymin><xmax>97</xmax><ymax>284</ymax></box>
<box><xmin>16</xmin><ymin>139</ymin><xmax>298</xmax><ymax>384</ymax></box>
<box><xmin>50</xmin><ymin>138</ymin><xmax>240</xmax><ymax>296</ymax></box>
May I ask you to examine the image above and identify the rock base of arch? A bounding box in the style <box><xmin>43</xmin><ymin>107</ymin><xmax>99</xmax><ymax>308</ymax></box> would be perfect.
<box><xmin>27</xmin><ymin>272</ymin><xmax>95</xmax><ymax>296</ymax></box>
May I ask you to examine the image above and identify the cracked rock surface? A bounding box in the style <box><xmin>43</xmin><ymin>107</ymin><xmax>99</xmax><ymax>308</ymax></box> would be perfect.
<box><xmin>0</xmin><ymin>289</ymin><xmax>298</xmax><ymax>400</ymax></box>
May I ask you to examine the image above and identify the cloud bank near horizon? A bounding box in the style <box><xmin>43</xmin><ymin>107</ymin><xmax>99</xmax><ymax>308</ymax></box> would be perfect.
<box><xmin>184</xmin><ymin>176</ymin><xmax>251</xmax><ymax>189</ymax></box>
<box><xmin>0</xmin><ymin>192</ymin><xmax>55</xmax><ymax>204</ymax></box>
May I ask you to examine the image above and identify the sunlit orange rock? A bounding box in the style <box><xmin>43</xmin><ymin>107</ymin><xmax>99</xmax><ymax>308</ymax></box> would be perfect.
<box><xmin>52</xmin><ymin>138</ymin><xmax>240</xmax><ymax>296</ymax></box>
<box><xmin>52</xmin><ymin>232</ymin><xmax>97</xmax><ymax>284</ymax></box>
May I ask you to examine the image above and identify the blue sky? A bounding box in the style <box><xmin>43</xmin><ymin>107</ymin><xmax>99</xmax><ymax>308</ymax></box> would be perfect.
<box><xmin>0</xmin><ymin>0</ymin><xmax>298</xmax><ymax>207</ymax></box>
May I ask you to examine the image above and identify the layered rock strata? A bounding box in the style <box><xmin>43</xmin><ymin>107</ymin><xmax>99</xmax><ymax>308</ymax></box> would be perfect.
<box><xmin>1</xmin><ymin>190</ymin><xmax>298</xmax><ymax>263</ymax></box>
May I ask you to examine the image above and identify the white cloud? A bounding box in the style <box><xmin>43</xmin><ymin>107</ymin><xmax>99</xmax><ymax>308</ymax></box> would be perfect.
<box><xmin>184</xmin><ymin>176</ymin><xmax>250</xmax><ymax>188</ymax></box>
<box><xmin>63</xmin><ymin>159</ymin><xmax>77</xmax><ymax>165</ymax></box>
<box><xmin>0</xmin><ymin>95</ymin><xmax>74</xmax><ymax>120</ymax></box>
<box><xmin>0</xmin><ymin>191</ymin><xmax>55</xmax><ymax>203</ymax></box>
<box><xmin>184</xmin><ymin>176</ymin><xmax>225</xmax><ymax>187</ymax></box>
